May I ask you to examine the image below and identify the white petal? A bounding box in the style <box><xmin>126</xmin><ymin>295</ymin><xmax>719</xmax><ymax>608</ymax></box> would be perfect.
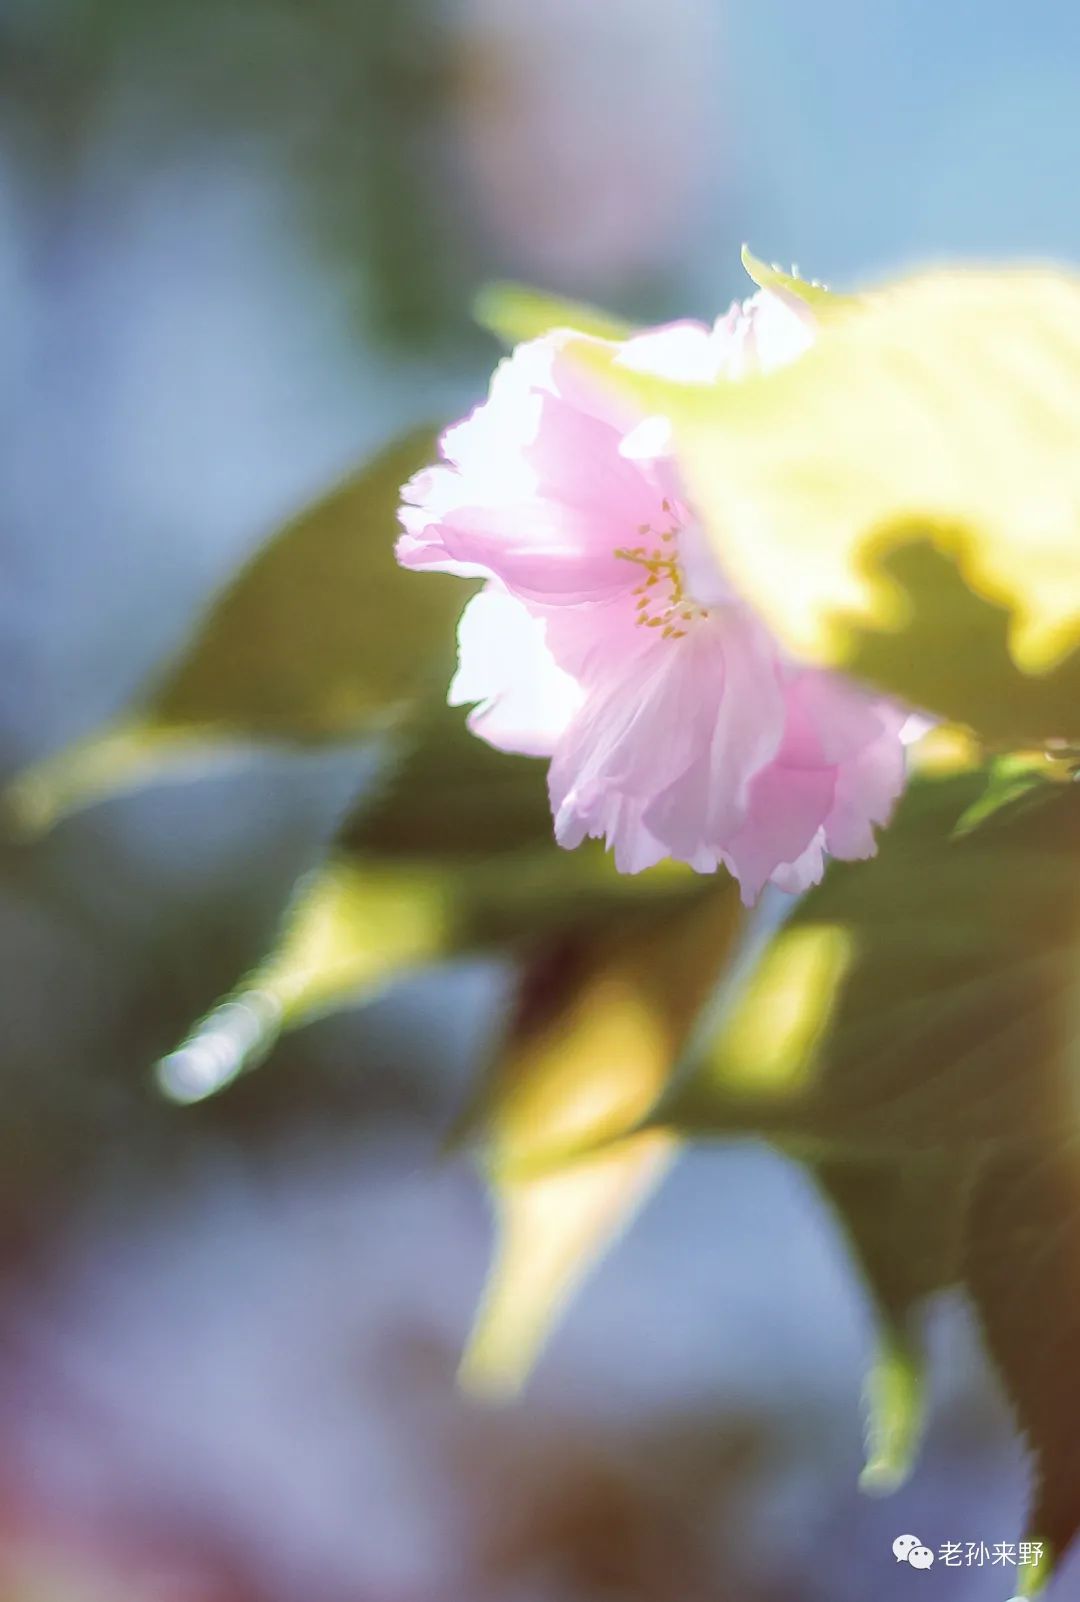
<box><xmin>449</xmin><ymin>587</ymin><xmax>583</xmax><ymax>757</ymax></box>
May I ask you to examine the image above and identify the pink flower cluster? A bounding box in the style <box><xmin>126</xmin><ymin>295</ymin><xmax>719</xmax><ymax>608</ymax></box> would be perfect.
<box><xmin>397</xmin><ymin>290</ymin><xmax>910</xmax><ymax>903</ymax></box>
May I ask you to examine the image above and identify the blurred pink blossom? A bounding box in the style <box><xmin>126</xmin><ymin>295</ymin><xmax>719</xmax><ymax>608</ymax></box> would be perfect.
<box><xmin>397</xmin><ymin>290</ymin><xmax>910</xmax><ymax>903</ymax></box>
<box><xmin>454</xmin><ymin>0</ymin><xmax>721</xmax><ymax>281</ymax></box>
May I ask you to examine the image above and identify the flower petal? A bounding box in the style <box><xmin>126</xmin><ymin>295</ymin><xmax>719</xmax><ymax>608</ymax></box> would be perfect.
<box><xmin>451</xmin><ymin>587</ymin><xmax>582</xmax><ymax>757</ymax></box>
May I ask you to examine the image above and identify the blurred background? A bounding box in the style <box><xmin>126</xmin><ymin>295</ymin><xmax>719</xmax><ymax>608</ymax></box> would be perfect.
<box><xmin>1</xmin><ymin>1</ymin><xmax>1079</xmax><ymax>1596</ymax></box>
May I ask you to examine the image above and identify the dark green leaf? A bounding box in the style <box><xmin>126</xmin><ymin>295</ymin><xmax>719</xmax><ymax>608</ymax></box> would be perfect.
<box><xmin>664</xmin><ymin>771</ymin><xmax>1080</xmax><ymax>1155</ymax></box>
<box><xmin>810</xmin><ymin>1152</ymin><xmax>980</xmax><ymax>1492</ymax></box>
<box><xmin>8</xmin><ymin>426</ymin><xmax>461</xmax><ymax>831</ymax></box>
<box><xmin>341</xmin><ymin>700</ymin><xmax>712</xmax><ymax>949</ymax></box>
<box><xmin>343</xmin><ymin>700</ymin><xmax>554</xmax><ymax>860</ymax></box>
<box><xmin>963</xmin><ymin>1145</ymin><xmax>1080</xmax><ymax>1586</ymax></box>
<box><xmin>151</xmin><ymin>426</ymin><xmax>459</xmax><ymax>738</ymax></box>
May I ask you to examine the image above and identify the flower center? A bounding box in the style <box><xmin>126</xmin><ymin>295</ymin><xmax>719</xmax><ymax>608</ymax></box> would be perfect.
<box><xmin>614</xmin><ymin>499</ymin><xmax>709</xmax><ymax>639</ymax></box>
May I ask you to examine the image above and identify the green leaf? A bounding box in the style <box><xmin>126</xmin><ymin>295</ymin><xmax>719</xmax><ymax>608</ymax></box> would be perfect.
<box><xmin>341</xmin><ymin>699</ymin><xmax>555</xmax><ymax>860</ymax></box>
<box><xmin>810</xmin><ymin>1153</ymin><xmax>979</xmax><ymax>1493</ymax></box>
<box><xmin>664</xmin><ymin>770</ymin><xmax>1080</xmax><ymax>1155</ymax></box>
<box><xmin>154</xmin><ymin>702</ymin><xmax>720</xmax><ymax>1101</ymax></box>
<box><xmin>651</xmin><ymin>767</ymin><xmax>1080</xmax><ymax>1556</ymax></box>
<box><xmin>953</xmin><ymin>752</ymin><xmax>1072</xmax><ymax>837</ymax></box>
<box><xmin>150</xmin><ymin>426</ymin><xmax>458</xmax><ymax>737</ymax></box>
<box><xmin>458</xmin><ymin>885</ymin><xmax>743</xmax><ymax>1395</ymax></box>
<box><xmin>155</xmin><ymin>857</ymin><xmax>454</xmax><ymax>1104</ymax></box>
<box><xmin>341</xmin><ymin>701</ymin><xmax>711</xmax><ymax>950</ymax></box>
<box><xmin>475</xmin><ymin>281</ymin><xmax>635</xmax><ymax>347</ymax></box>
<box><xmin>7</xmin><ymin>426</ymin><xmax>460</xmax><ymax>832</ymax></box>
<box><xmin>962</xmin><ymin>1146</ymin><xmax>1079</xmax><ymax>1591</ymax></box>
<box><xmin>570</xmin><ymin>265</ymin><xmax>1080</xmax><ymax>744</ymax></box>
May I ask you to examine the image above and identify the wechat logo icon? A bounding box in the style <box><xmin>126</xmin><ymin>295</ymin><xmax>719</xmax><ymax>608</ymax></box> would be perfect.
<box><xmin>894</xmin><ymin>1535</ymin><xmax>935</xmax><ymax>1569</ymax></box>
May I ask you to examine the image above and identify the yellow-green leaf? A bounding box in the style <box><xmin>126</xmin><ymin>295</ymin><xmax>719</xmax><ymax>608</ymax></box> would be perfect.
<box><xmin>739</xmin><ymin>244</ymin><xmax>855</xmax><ymax>313</ymax></box>
<box><xmin>459</xmin><ymin>886</ymin><xmax>742</xmax><ymax>1395</ymax></box>
<box><xmin>156</xmin><ymin>858</ymin><xmax>453</xmax><ymax>1104</ymax></box>
<box><xmin>573</xmin><ymin>265</ymin><xmax>1080</xmax><ymax>743</ymax></box>
<box><xmin>152</xmin><ymin>702</ymin><xmax>723</xmax><ymax>1106</ymax></box>
<box><xmin>475</xmin><ymin>281</ymin><xmax>635</xmax><ymax>347</ymax></box>
<box><xmin>459</xmin><ymin>1133</ymin><xmax>673</xmax><ymax>1398</ymax></box>
<box><xmin>663</xmin><ymin>770</ymin><xmax>1080</xmax><ymax>1155</ymax></box>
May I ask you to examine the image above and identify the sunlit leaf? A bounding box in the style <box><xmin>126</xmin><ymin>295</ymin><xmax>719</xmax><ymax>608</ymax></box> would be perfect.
<box><xmin>6</xmin><ymin>724</ymin><xmax>226</xmax><ymax>840</ymax></box>
<box><xmin>458</xmin><ymin>886</ymin><xmax>743</xmax><ymax>1396</ymax></box>
<box><xmin>155</xmin><ymin>702</ymin><xmax>721</xmax><ymax>1102</ymax></box>
<box><xmin>953</xmin><ymin>751</ymin><xmax>1073</xmax><ymax>837</ymax></box>
<box><xmin>475</xmin><ymin>281</ymin><xmax>635</xmax><ymax>348</ymax></box>
<box><xmin>459</xmin><ymin>1130</ymin><xmax>674</xmax><ymax>1398</ymax></box>
<box><xmin>7</xmin><ymin>426</ymin><xmax>460</xmax><ymax>832</ymax></box>
<box><xmin>156</xmin><ymin>858</ymin><xmax>453</xmax><ymax>1104</ymax></box>
<box><xmin>860</xmin><ymin>1325</ymin><xmax>924</xmax><ymax>1497</ymax></box>
<box><xmin>573</xmin><ymin>266</ymin><xmax>1080</xmax><ymax>743</ymax></box>
<box><xmin>663</xmin><ymin>771</ymin><xmax>1080</xmax><ymax>1154</ymax></box>
<box><xmin>739</xmin><ymin>244</ymin><xmax>855</xmax><ymax>313</ymax></box>
<box><xmin>653</xmin><ymin>769</ymin><xmax>1080</xmax><ymax>1528</ymax></box>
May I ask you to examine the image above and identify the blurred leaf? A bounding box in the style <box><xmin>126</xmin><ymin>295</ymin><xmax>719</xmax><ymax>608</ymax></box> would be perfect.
<box><xmin>475</xmin><ymin>281</ymin><xmax>635</xmax><ymax>347</ymax></box>
<box><xmin>652</xmin><ymin>767</ymin><xmax>1080</xmax><ymax>1549</ymax></box>
<box><xmin>460</xmin><ymin>1124</ymin><xmax>674</xmax><ymax>1400</ymax></box>
<box><xmin>156</xmin><ymin>858</ymin><xmax>454</xmax><ymax>1104</ymax></box>
<box><xmin>342</xmin><ymin>701</ymin><xmax>712</xmax><ymax>949</ymax></box>
<box><xmin>859</xmin><ymin>1325</ymin><xmax>924</xmax><ymax>1498</ymax></box>
<box><xmin>342</xmin><ymin>699</ymin><xmax>555</xmax><ymax>860</ymax></box>
<box><xmin>459</xmin><ymin>886</ymin><xmax>743</xmax><ymax>1395</ymax></box>
<box><xmin>5</xmin><ymin>723</ymin><xmax>226</xmax><ymax>839</ymax></box>
<box><xmin>571</xmin><ymin>266</ymin><xmax>1080</xmax><ymax>743</ymax></box>
<box><xmin>155</xmin><ymin>702</ymin><xmax>721</xmax><ymax>1100</ymax></box>
<box><xmin>151</xmin><ymin>426</ymin><xmax>458</xmax><ymax>734</ymax></box>
<box><xmin>952</xmin><ymin>751</ymin><xmax>1074</xmax><ymax>837</ymax></box>
<box><xmin>963</xmin><ymin>1147</ymin><xmax>1079</xmax><ymax>1590</ymax></box>
<box><xmin>8</xmin><ymin>426</ymin><xmax>461</xmax><ymax>832</ymax></box>
<box><xmin>811</xmin><ymin>1153</ymin><xmax>979</xmax><ymax>1493</ymax></box>
<box><xmin>663</xmin><ymin>771</ymin><xmax>1080</xmax><ymax>1154</ymax></box>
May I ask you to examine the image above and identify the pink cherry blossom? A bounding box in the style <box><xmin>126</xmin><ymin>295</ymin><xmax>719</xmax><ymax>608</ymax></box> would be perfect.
<box><xmin>396</xmin><ymin>289</ymin><xmax>910</xmax><ymax>904</ymax></box>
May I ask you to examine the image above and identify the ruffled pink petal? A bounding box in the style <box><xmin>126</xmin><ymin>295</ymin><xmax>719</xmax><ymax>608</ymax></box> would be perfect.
<box><xmin>720</xmin><ymin>674</ymin><xmax>908</xmax><ymax>902</ymax></box>
<box><xmin>642</xmin><ymin>608</ymin><xmax>785</xmax><ymax>858</ymax></box>
<box><xmin>425</xmin><ymin>499</ymin><xmax>633</xmax><ymax>603</ymax></box>
<box><xmin>398</xmin><ymin>372</ymin><xmax>671</xmax><ymax>606</ymax></box>
<box><xmin>396</xmin><ymin>286</ymin><xmax>913</xmax><ymax>903</ymax></box>
<box><xmin>822</xmin><ymin>702</ymin><xmax>909</xmax><ymax>860</ymax></box>
<box><xmin>548</xmin><ymin>632</ymin><xmax>717</xmax><ymax>844</ymax></box>
<box><xmin>522</xmin><ymin>392</ymin><xmax>666</xmax><ymax>532</ymax></box>
<box><xmin>722</xmin><ymin>765</ymin><xmax>837</xmax><ymax>905</ymax></box>
<box><xmin>538</xmin><ymin>593</ymin><xmax>652</xmax><ymax>685</ymax></box>
<box><xmin>703</xmin><ymin>608</ymin><xmax>788</xmax><ymax>839</ymax></box>
<box><xmin>397</xmin><ymin>465</ymin><xmax>496</xmax><ymax>579</ymax></box>
<box><xmin>552</xmin><ymin>787</ymin><xmax>671</xmax><ymax>876</ymax></box>
<box><xmin>770</xmin><ymin>837</ymin><xmax>829</xmax><ymax>898</ymax></box>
